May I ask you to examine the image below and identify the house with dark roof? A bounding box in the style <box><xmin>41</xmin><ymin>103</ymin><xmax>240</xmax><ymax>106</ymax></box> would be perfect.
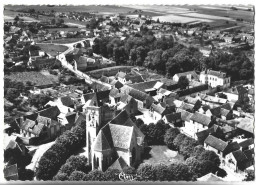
<box><xmin>225</xmin><ymin>148</ymin><xmax>254</xmax><ymax>172</ymax></box>
<box><xmin>173</xmin><ymin>71</ymin><xmax>199</xmax><ymax>82</ymax></box>
<box><xmin>149</xmin><ymin>103</ymin><xmax>173</xmax><ymax>122</ymax></box>
<box><xmin>206</xmin><ymin>107</ymin><xmax>233</xmax><ymax>120</ymax></box>
<box><xmin>200</xmin><ymin>69</ymin><xmax>230</xmax><ymax>88</ymax></box>
<box><xmin>118</xmin><ymin>95</ymin><xmax>139</xmax><ymax>116</ymax></box>
<box><xmin>87</xmin><ymin>110</ymin><xmax>145</xmax><ymax>171</ymax></box>
<box><xmin>128</xmin><ymin>80</ymin><xmax>163</xmax><ymax>96</ymax></box>
<box><xmin>162</xmin><ymin>112</ymin><xmax>182</xmax><ymax>127</ymax></box>
<box><xmin>189</xmin><ymin>112</ymin><xmax>216</xmax><ymax>134</ymax></box>
<box><xmin>109</xmin><ymin>79</ymin><xmax>124</xmax><ymax>89</ymax></box>
<box><xmin>116</xmin><ymin>71</ymin><xmax>144</xmax><ymax>85</ymax></box>
<box><xmin>223</xmin><ymin>85</ymin><xmax>249</xmax><ymax>102</ymax></box>
<box><xmin>109</xmin><ymin>88</ymin><xmax>124</xmax><ymax>105</ymax></box>
<box><xmin>128</xmin><ymin>89</ymin><xmax>154</xmax><ymax>109</ymax></box>
<box><xmin>4</xmin><ymin>139</ymin><xmax>31</xmax><ymax>168</ymax></box>
<box><xmin>195</xmin><ymin>125</ymin><xmax>222</xmax><ymax>144</ymax></box>
<box><xmin>204</xmin><ymin>135</ymin><xmax>241</xmax><ymax>164</ymax></box>
<box><xmin>82</xmin><ymin>90</ymin><xmax>110</xmax><ymax>107</ymax></box>
<box><xmin>18</xmin><ymin>106</ymin><xmax>63</xmax><ymax>145</ymax></box>
<box><xmin>238</xmin><ymin>138</ymin><xmax>254</xmax><ymax>151</ymax></box>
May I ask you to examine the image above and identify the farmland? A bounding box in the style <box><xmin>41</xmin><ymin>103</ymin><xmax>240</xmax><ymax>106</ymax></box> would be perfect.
<box><xmin>37</xmin><ymin>44</ymin><xmax>68</xmax><ymax>56</ymax></box>
<box><xmin>5</xmin><ymin>71</ymin><xmax>55</xmax><ymax>87</ymax></box>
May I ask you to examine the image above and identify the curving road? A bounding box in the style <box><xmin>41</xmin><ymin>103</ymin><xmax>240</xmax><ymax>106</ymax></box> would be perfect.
<box><xmin>54</xmin><ymin>39</ymin><xmax>112</xmax><ymax>89</ymax></box>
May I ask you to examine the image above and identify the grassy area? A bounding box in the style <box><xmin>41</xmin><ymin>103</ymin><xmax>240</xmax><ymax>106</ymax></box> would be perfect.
<box><xmin>5</xmin><ymin>71</ymin><xmax>55</xmax><ymax>87</ymax></box>
<box><xmin>37</xmin><ymin>44</ymin><xmax>68</xmax><ymax>56</ymax></box>
<box><xmin>142</xmin><ymin>145</ymin><xmax>184</xmax><ymax>165</ymax></box>
<box><xmin>41</xmin><ymin>38</ymin><xmax>87</xmax><ymax>44</ymax></box>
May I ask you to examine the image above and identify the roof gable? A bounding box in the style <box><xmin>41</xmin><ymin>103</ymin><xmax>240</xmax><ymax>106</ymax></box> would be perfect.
<box><xmin>205</xmin><ymin>135</ymin><xmax>228</xmax><ymax>151</ymax></box>
<box><xmin>94</xmin><ymin>130</ymin><xmax>112</xmax><ymax>151</ymax></box>
<box><xmin>190</xmin><ymin>112</ymin><xmax>212</xmax><ymax>126</ymax></box>
<box><xmin>109</xmin><ymin>156</ymin><xmax>128</xmax><ymax>171</ymax></box>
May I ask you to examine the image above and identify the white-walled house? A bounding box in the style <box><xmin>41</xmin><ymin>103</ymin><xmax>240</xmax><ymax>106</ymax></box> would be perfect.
<box><xmin>200</xmin><ymin>69</ymin><xmax>230</xmax><ymax>88</ymax></box>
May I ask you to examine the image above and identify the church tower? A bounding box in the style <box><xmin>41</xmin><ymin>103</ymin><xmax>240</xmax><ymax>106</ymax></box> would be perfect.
<box><xmin>86</xmin><ymin>106</ymin><xmax>102</xmax><ymax>164</ymax></box>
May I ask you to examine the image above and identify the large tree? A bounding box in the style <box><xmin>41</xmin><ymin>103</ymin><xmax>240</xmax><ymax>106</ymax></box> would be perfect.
<box><xmin>178</xmin><ymin>76</ymin><xmax>189</xmax><ymax>90</ymax></box>
<box><xmin>164</xmin><ymin>128</ymin><xmax>180</xmax><ymax>150</ymax></box>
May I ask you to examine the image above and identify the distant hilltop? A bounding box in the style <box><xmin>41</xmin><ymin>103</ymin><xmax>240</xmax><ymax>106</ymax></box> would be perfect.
<box><xmin>47</xmin><ymin>5</ymin><xmax>55</xmax><ymax>7</ymax></box>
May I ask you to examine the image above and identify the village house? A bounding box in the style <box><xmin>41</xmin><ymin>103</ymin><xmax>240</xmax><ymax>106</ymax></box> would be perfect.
<box><xmin>182</xmin><ymin>112</ymin><xmax>216</xmax><ymax>138</ymax></box>
<box><xmin>149</xmin><ymin>103</ymin><xmax>173</xmax><ymax>122</ymax></box>
<box><xmin>198</xmin><ymin>94</ymin><xmax>228</xmax><ymax>108</ymax></box>
<box><xmin>116</xmin><ymin>71</ymin><xmax>144</xmax><ymax>84</ymax></box>
<box><xmin>195</xmin><ymin>125</ymin><xmax>222</xmax><ymax>144</ymax></box>
<box><xmin>117</xmin><ymin>94</ymin><xmax>139</xmax><ymax>115</ymax></box>
<box><xmin>206</xmin><ymin>107</ymin><xmax>233</xmax><ymax>120</ymax></box>
<box><xmin>162</xmin><ymin>112</ymin><xmax>182</xmax><ymax>127</ymax></box>
<box><xmin>17</xmin><ymin>106</ymin><xmax>63</xmax><ymax>145</ymax></box>
<box><xmin>225</xmin><ymin>148</ymin><xmax>254</xmax><ymax>172</ymax></box>
<box><xmin>236</xmin><ymin>117</ymin><xmax>254</xmax><ymax>138</ymax></box>
<box><xmin>199</xmin><ymin>47</ymin><xmax>212</xmax><ymax>57</ymax></box>
<box><xmin>238</xmin><ymin>138</ymin><xmax>254</xmax><ymax>151</ymax></box>
<box><xmin>128</xmin><ymin>80</ymin><xmax>164</xmax><ymax>97</ymax></box>
<box><xmin>223</xmin><ymin>85</ymin><xmax>249</xmax><ymax>102</ymax></box>
<box><xmin>173</xmin><ymin>71</ymin><xmax>199</xmax><ymax>82</ymax></box>
<box><xmin>73</xmin><ymin>55</ymin><xmax>102</xmax><ymax>71</ymax></box>
<box><xmin>204</xmin><ymin>135</ymin><xmax>241</xmax><ymax>164</ymax></box>
<box><xmin>199</xmin><ymin>69</ymin><xmax>231</xmax><ymax>88</ymax></box>
<box><xmin>87</xmin><ymin>110</ymin><xmax>145</xmax><ymax>171</ymax></box>
<box><xmin>109</xmin><ymin>88</ymin><xmax>124</xmax><ymax>105</ymax></box>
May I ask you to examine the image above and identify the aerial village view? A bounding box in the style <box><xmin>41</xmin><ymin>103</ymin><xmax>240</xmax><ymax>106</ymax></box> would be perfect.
<box><xmin>3</xmin><ymin>3</ymin><xmax>255</xmax><ymax>182</ymax></box>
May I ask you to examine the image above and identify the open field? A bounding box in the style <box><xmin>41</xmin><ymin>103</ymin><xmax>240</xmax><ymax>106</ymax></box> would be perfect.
<box><xmin>142</xmin><ymin>145</ymin><xmax>184</xmax><ymax>165</ymax></box>
<box><xmin>5</xmin><ymin>71</ymin><xmax>55</xmax><ymax>86</ymax></box>
<box><xmin>37</xmin><ymin>44</ymin><xmax>68</xmax><ymax>56</ymax></box>
<box><xmin>4</xmin><ymin>9</ymin><xmax>40</xmax><ymax>22</ymax></box>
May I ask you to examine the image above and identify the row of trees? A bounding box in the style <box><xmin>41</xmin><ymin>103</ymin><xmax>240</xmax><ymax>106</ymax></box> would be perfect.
<box><xmin>92</xmin><ymin>31</ymin><xmax>253</xmax><ymax>82</ymax></box>
<box><xmin>36</xmin><ymin>121</ymin><xmax>86</xmax><ymax>180</ymax></box>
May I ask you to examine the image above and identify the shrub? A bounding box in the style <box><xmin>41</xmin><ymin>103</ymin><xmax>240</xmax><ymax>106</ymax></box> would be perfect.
<box><xmin>136</xmin><ymin>163</ymin><xmax>156</xmax><ymax>181</ymax></box>
<box><xmin>123</xmin><ymin>166</ymin><xmax>136</xmax><ymax>175</ymax></box>
<box><xmin>104</xmin><ymin>168</ymin><xmax>121</xmax><ymax>181</ymax></box>
<box><xmin>154</xmin><ymin>163</ymin><xmax>169</xmax><ymax>181</ymax></box>
<box><xmin>198</xmin><ymin>150</ymin><xmax>221</xmax><ymax>167</ymax></box>
<box><xmin>68</xmin><ymin>171</ymin><xmax>87</xmax><ymax>181</ymax></box>
<box><xmin>173</xmin><ymin>133</ymin><xmax>187</xmax><ymax>151</ymax></box>
<box><xmin>167</xmin><ymin>162</ymin><xmax>192</xmax><ymax>181</ymax></box>
<box><xmin>53</xmin><ymin>172</ymin><xmax>69</xmax><ymax>181</ymax></box>
<box><xmin>85</xmin><ymin>170</ymin><xmax>106</xmax><ymax>181</ymax></box>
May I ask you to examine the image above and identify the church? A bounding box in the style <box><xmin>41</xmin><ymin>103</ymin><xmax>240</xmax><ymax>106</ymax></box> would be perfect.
<box><xmin>84</xmin><ymin>91</ymin><xmax>145</xmax><ymax>171</ymax></box>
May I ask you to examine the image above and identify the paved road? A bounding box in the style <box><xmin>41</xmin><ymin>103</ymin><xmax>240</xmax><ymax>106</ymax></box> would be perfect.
<box><xmin>54</xmin><ymin>39</ymin><xmax>112</xmax><ymax>89</ymax></box>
